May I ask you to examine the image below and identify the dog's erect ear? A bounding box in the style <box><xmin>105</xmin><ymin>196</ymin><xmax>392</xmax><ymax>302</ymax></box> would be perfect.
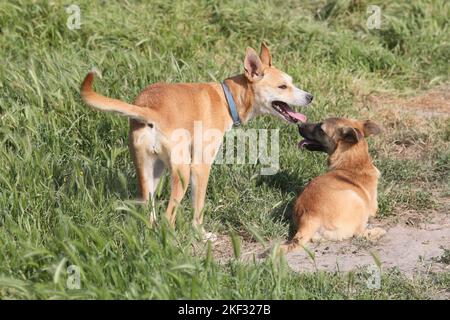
<box><xmin>337</xmin><ymin>127</ymin><xmax>361</xmax><ymax>144</ymax></box>
<box><xmin>244</xmin><ymin>47</ymin><xmax>264</xmax><ymax>82</ymax></box>
<box><xmin>259</xmin><ymin>42</ymin><xmax>272</xmax><ymax>67</ymax></box>
<box><xmin>362</xmin><ymin>120</ymin><xmax>381</xmax><ymax>137</ymax></box>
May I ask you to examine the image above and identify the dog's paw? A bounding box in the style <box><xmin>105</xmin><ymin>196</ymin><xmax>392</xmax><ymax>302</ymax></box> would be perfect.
<box><xmin>192</xmin><ymin>225</ymin><xmax>218</xmax><ymax>243</ymax></box>
<box><xmin>364</xmin><ymin>227</ymin><xmax>386</xmax><ymax>241</ymax></box>
<box><xmin>202</xmin><ymin>231</ymin><xmax>218</xmax><ymax>243</ymax></box>
<box><xmin>311</xmin><ymin>233</ymin><xmax>324</xmax><ymax>243</ymax></box>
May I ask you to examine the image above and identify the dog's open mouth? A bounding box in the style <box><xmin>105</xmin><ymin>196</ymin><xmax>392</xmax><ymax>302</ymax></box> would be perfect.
<box><xmin>271</xmin><ymin>101</ymin><xmax>307</xmax><ymax>123</ymax></box>
<box><xmin>298</xmin><ymin>139</ymin><xmax>319</xmax><ymax>149</ymax></box>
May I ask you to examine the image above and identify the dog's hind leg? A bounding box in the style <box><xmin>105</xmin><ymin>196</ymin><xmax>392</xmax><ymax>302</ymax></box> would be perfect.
<box><xmin>165</xmin><ymin>164</ymin><xmax>190</xmax><ymax>227</ymax></box>
<box><xmin>146</xmin><ymin>156</ymin><xmax>165</xmax><ymax>224</ymax></box>
<box><xmin>280</xmin><ymin>216</ymin><xmax>320</xmax><ymax>254</ymax></box>
<box><xmin>129</xmin><ymin>121</ymin><xmax>165</xmax><ymax>224</ymax></box>
<box><xmin>131</xmin><ymin>150</ymin><xmax>165</xmax><ymax>223</ymax></box>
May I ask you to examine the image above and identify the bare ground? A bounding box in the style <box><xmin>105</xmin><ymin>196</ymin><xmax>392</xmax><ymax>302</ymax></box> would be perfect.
<box><xmin>367</xmin><ymin>84</ymin><xmax>450</xmax><ymax>117</ymax></box>
<box><xmin>283</xmin><ymin>211</ymin><xmax>450</xmax><ymax>276</ymax></box>
<box><xmin>210</xmin><ymin>209</ymin><xmax>450</xmax><ymax>278</ymax></box>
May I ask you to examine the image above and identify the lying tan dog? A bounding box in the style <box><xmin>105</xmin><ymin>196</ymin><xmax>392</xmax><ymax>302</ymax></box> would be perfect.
<box><xmin>80</xmin><ymin>43</ymin><xmax>313</xmax><ymax>234</ymax></box>
<box><xmin>281</xmin><ymin>118</ymin><xmax>385</xmax><ymax>253</ymax></box>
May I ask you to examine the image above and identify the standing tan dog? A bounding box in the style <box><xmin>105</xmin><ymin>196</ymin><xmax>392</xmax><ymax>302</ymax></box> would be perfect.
<box><xmin>281</xmin><ymin>118</ymin><xmax>385</xmax><ymax>253</ymax></box>
<box><xmin>80</xmin><ymin>43</ymin><xmax>313</xmax><ymax>234</ymax></box>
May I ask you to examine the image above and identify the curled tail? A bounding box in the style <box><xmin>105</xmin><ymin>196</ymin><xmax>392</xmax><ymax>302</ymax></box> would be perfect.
<box><xmin>80</xmin><ymin>68</ymin><xmax>153</xmax><ymax>123</ymax></box>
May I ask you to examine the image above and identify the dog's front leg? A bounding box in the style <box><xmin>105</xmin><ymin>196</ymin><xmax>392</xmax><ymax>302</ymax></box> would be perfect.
<box><xmin>165</xmin><ymin>164</ymin><xmax>190</xmax><ymax>227</ymax></box>
<box><xmin>190</xmin><ymin>164</ymin><xmax>212</xmax><ymax>234</ymax></box>
<box><xmin>191</xmin><ymin>164</ymin><xmax>217</xmax><ymax>241</ymax></box>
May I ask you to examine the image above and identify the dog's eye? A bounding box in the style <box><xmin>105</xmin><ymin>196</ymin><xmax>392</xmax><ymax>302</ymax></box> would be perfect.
<box><xmin>278</xmin><ymin>85</ymin><xmax>287</xmax><ymax>89</ymax></box>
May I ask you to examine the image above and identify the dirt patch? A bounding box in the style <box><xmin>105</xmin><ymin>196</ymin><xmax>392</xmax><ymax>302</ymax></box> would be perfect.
<box><xmin>209</xmin><ymin>212</ymin><xmax>450</xmax><ymax>278</ymax></box>
<box><xmin>357</xmin><ymin>85</ymin><xmax>450</xmax><ymax>161</ymax></box>
<box><xmin>284</xmin><ymin>212</ymin><xmax>450</xmax><ymax>277</ymax></box>
<box><xmin>367</xmin><ymin>84</ymin><xmax>450</xmax><ymax>117</ymax></box>
<box><xmin>211</xmin><ymin>234</ymin><xmax>263</xmax><ymax>263</ymax></box>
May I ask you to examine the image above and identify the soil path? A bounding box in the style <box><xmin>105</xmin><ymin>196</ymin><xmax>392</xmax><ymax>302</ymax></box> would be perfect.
<box><xmin>211</xmin><ymin>212</ymin><xmax>450</xmax><ymax>278</ymax></box>
<box><xmin>284</xmin><ymin>212</ymin><xmax>450</xmax><ymax>276</ymax></box>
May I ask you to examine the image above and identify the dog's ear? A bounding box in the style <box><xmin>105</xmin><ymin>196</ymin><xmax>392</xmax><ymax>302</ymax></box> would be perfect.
<box><xmin>244</xmin><ymin>47</ymin><xmax>264</xmax><ymax>82</ymax></box>
<box><xmin>337</xmin><ymin>127</ymin><xmax>361</xmax><ymax>144</ymax></box>
<box><xmin>362</xmin><ymin>120</ymin><xmax>381</xmax><ymax>137</ymax></box>
<box><xmin>259</xmin><ymin>42</ymin><xmax>272</xmax><ymax>67</ymax></box>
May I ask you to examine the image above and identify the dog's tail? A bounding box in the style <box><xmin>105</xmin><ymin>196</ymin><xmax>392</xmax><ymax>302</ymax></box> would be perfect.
<box><xmin>279</xmin><ymin>217</ymin><xmax>319</xmax><ymax>254</ymax></box>
<box><xmin>279</xmin><ymin>234</ymin><xmax>309</xmax><ymax>254</ymax></box>
<box><xmin>80</xmin><ymin>68</ymin><xmax>155</xmax><ymax>123</ymax></box>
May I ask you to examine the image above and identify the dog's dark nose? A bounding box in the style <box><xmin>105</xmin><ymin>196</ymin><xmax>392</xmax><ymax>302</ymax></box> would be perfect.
<box><xmin>306</xmin><ymin>94</ymin><xmax>313</xmax><ymax>103</ymax></box>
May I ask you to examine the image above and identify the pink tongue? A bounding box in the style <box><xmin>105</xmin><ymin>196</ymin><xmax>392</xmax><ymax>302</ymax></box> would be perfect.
<box><xmin>287</xmin><ymin>110</ymin><xmax>307</xmax><ymax>123</ymax></box>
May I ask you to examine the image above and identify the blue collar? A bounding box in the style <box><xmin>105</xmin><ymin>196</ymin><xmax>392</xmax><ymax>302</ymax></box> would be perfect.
<box><xmin>221</xmin><ymin>81</ymin><xmax>241</xmax><ymax>126</ymax></box>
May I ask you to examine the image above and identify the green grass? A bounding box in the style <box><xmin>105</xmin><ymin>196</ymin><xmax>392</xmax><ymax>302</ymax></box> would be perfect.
<box><xmin>0</xmin><ymin>0</ymin><xmax>449</xmax><ymax>299</ymax></box>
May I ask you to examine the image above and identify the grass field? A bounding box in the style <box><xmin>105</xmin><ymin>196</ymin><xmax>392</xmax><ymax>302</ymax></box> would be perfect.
<box><xmin>0</xmin><ymin>0</ymin><xmax>449</xmax><ymax>299</ymax></box>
